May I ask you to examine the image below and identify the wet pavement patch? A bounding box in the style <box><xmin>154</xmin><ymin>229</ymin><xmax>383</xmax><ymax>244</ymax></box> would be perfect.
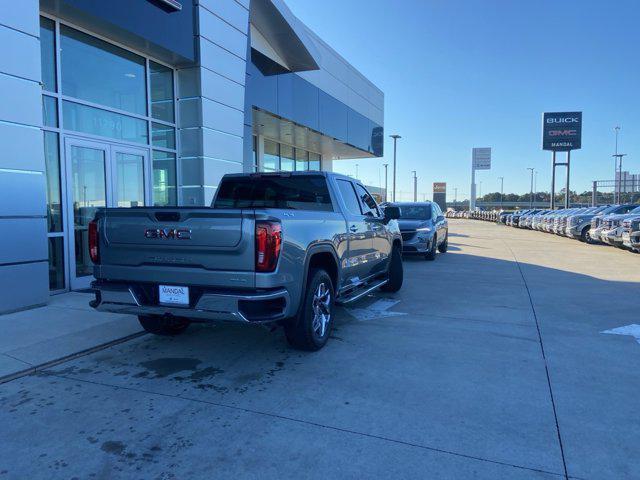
<box><xmin>138</xmin><ymin>358</ymin><xmax>202</xmax><ymax>378</ymax></box>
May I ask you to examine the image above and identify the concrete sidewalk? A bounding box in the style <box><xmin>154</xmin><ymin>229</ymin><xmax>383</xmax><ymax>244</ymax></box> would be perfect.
<box><xmin>0</xmin><ymin>292</ymin><xmax>143</xmax><ymax>381</ymax></box>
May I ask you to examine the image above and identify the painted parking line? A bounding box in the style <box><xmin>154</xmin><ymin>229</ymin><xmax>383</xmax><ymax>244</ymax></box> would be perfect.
<box><xmin>344</xmin><ymin>298</ymin><xmax>407</xmax><ymax>321</ymax></box>
<box><xmin>601</xmin><ymin>324</ymin><xmax>640</xmax><ymax>345</ymax></box>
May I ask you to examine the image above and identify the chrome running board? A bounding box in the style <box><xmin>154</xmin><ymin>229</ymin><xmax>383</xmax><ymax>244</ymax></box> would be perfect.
<box><xmin>336</xmin><ymin>279</ymin><xmax>388</xmax><ymax>305</ymax></box>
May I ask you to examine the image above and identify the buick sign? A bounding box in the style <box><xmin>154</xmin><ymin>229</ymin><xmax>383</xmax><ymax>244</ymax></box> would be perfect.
<box><xmin>542</xmin><ymin>112</ymin><xmax>582</xmax><ymax>151</ymax></box>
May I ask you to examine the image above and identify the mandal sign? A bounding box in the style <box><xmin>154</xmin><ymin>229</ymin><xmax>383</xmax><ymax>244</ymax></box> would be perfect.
<box><xmin>543</xmin><ymin>112</ymin><xmax>582</xmax><ymax>151</ymax></box>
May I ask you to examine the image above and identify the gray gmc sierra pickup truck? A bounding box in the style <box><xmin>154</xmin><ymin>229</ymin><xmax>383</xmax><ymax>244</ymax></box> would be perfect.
<box><xmin>89</xmin><ymin>172</ymin><xmax>403</xmax><ymax>351</ymax></box>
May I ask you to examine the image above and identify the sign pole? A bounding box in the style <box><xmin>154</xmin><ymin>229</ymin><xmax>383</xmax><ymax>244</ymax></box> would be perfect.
<box><xmin>550</xmin><ymin>151</ymin><xmax>556</xmax><ymax>210</ymax></box>
<box><xmin>470</xmin><ymin>163</ymin><xmax>476</xmax><ymax>210</ymax></box>
<box><xmin>565</xmin><ymin>150</ymin><xmax>571</xmax><ymax>209</ymax></box>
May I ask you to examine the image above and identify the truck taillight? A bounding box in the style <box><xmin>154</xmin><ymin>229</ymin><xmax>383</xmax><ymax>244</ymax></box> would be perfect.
<box><xmin>89</xmin><ymin>220</ymin><xmax>100</xmax><ymax>264</ymax></box>
<box><xmin>255</xmin><ymin>221</ymin><xmax>281</xmax><ymax>272</ymax></box>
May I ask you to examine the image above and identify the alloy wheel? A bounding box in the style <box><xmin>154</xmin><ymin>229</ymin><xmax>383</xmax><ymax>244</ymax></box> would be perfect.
<box><xmin>312</xmin><ymin>282</ymin><xmax>331</xmax><ymax>338</ymax></box>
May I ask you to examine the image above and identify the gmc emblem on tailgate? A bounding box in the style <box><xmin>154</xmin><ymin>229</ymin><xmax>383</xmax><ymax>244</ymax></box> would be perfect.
<box><xmin>145</xmin><ymin>228</ymin><xmax>192</xmax><ymax>240</ymax></box>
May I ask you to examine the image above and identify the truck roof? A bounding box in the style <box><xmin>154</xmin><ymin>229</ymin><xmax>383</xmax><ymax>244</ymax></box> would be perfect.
<box><xmin>221</xmin><ymin>171</ymin><xmax>358</xmax><ymax>182</ymax></box>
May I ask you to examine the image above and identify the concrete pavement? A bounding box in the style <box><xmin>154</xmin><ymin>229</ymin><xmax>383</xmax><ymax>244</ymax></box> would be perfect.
<box><xmin>0</xmin><ymin>292</ymin><xmax>143</xmax><ymax>381</ymax></box>
<box><xmin>0</xmin><ymin>220</ymin><xmax>638</xmax><ymax>479</ymax></box>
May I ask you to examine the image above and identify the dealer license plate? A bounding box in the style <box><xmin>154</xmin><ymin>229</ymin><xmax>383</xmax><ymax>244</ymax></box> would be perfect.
<box><xmin>622</xmin><ymin>232</ymin><xmax>631</xmax><ymax>243</ymax></box>
<box><xmin>159</xmin><ymin>285</ymin><xmax>189</xmax><ymax>306</ymax></box>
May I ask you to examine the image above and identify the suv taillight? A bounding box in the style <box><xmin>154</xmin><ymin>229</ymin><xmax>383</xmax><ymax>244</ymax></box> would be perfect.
<box><xmin>255</xmin><ymin>221</ymin><xmax>281</xmax><ymax>272</ymax></box>
<box><xmin>88</xmin><ymin>220</ymin><xmax>100</xmax><ymax>264</ymax></box>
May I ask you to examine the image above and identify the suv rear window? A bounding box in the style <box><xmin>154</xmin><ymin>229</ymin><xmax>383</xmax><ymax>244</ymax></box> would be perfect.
<box><xmin>213</xmin><ymin>175</ymin><xmax>334</xmax><ymax>211</ymax></box>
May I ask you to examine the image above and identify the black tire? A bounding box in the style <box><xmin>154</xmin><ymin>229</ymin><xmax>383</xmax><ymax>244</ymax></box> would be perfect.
<box><xmin>284</xmin><ymin>269</ymin><xmax>335</xmax><ymax>351</ymax></box>
<box><xmin>583</xmin><ymin>227</ymin><xmax>593</xmax><ymax>244</ymax></box>
<box><xmin>381</xmin><ymin>245</ymin><xmax>403</xmax><ymax>292</ymax></box>
<box><xmin>425</xmin><ymin>235</ymin><xmax>437</xmax><ymax>261</ymax></box>
<box><xmin>438</xmin><ymin>232</ymin><xmax>448</xmax><ymax>253</ymax></box>
<box><xmin>138</xmin><ymin>315</ymin><xmax>190</xmax><ymax>336</ymax></box>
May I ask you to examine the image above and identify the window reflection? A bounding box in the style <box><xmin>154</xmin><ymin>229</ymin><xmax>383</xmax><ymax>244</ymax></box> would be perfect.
<box><xmin>63</xmin><ymin>101</ymin><xmax>148</xmax><ymax>144</ymax></box>
<box><xmin>264</xmin><ymin>140</ymin><xmax>279</xmax><ymax>171</ymax></box>
<box><xmin>150</xmin><ymin>61</ymin><xmax>175</xmax><ymax>122</ymax></box>
<box><xmin>44</xmin><ymin>132</ymin><xmax>63</xmax><ymax>232</ymax></box>
<box><xmin>61</xmin><ymin>25</ymin><xmax>147</xmax><ymax>115</ymax></box>
<box><xmin>48</xmin><ymin>237</ymin><xmax>65</xmax><ymax>290</ymax></box>
<box><xmin>151</xmin><ymin>122</ymin><xmax>176</xmax><ymax>149</ymax></box>
<box><xmin>309</xmin><ymin>152</ymin><xmax>321</xmax><ymax>171</ymax></box>
<box><xmin>153</xmin><ymin>151</ymin><xmax>177</xmax><ymax>206</ymax></box>
<box><xmin>40</xmin><ymin>18</ymin><xmax>56</xmax><ymax>92</ymax></box>
<box><xmin>115</xmin><ymin>152</ymin><xmax>145</xmax><ymax>207</ymax></box>
<box><xmin>280</xmin><ymin>144</ymin><xmax>294</xmax><ymax>172</ymax></box>
<box><xmin>295</xmin><ymin>149</ymin><xmax>308</xmax><ymax>171</ymax></box>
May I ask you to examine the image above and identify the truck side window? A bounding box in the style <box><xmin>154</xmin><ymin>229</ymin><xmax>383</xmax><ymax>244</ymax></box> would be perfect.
<box><xmin>355</xmin><ymin>184</ymin><xmax>380</xmax><ymax>217</ymax></box>
<box><xmin>337</xmin><ymin>179</ymin><xmax>363</xmax><ymax>216</ymax></box>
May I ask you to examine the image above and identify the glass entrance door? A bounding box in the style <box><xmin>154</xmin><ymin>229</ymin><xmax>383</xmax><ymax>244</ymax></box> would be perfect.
<box><xmin>64</xmin><ymin>137</ymin><xmax>149</xmax><ymax>290</ymax></box>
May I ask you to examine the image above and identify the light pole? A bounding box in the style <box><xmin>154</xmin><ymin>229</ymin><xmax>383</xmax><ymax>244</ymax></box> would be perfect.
<box><xmin>613</xmin><ymin>126</ymin><xmax>626</xmax><ymax>203</ymax></box>
<box><xmin>383</xmin><ymin>163</ymin><xmax>389</xmax><ymax>202</ymax></box>
<box><xmin>534</xmin><ymin>171</ymin><xmax>538</xmax><ymax>202</ymax></box>
<box><xmin>498</xmin><ymin>177</ymin><xmax>504</xmax><ymax>210</ymax></box>
<box><xmin>355</xmin><ymin>163</ymin><xmax>359</xmax><ymax>180</ymax></box>
<box><xmin>479</xmin><ymin>181</ymin><xmax>482</xmax><ymax>199</ymax></box>
<box><xmin>412</xmin><ymin>171</ymin><xmax>417</xmax><ymax>202</ymax></box>
<box><xmin>527</xmin><ymin>168</ymin><xmax>535</xmax><ymax>208</ymax></box>
<box><xmin>454</xmin><ymin>187</ymin><xmax>458</xmax><ymax>203</ymax></box>
<box><xmin>390</xmin><ymin>134</ymin><xmax>401</xmax><ymax>202</ymax></box>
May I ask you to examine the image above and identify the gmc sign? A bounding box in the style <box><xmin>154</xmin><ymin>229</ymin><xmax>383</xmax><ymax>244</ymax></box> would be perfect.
<box><xmin>542</xmin><ymin>112</ymin><xmax>582</xmax><ymax>151</ymax></box>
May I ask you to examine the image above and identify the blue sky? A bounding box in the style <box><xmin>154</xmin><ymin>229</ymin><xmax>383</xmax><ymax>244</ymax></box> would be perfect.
<box><xmin>286</xmin><ymin>0</ymin><xmax>640</xmax><ymax>200</ymax></box>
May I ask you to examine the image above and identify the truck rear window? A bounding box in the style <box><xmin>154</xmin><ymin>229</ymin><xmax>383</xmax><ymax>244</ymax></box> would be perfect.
<box><xmin>213</xmin><ymin>175</ymin><xmax>334</xmax><ymax>211</ymax></box>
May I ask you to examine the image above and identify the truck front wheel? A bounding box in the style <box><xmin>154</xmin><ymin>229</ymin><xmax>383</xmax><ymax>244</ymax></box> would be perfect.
<box><xmin>138</xmin><ymin>315</ymin><xmax>190</xmax><ymax>336</ymax></box>
<box><xmin>381</xmin><ymin>245</ymin><xmax>403</xmax><ymax>292</ymax></box>
<box><xmin>284</xmin><ymin>269</ymin><xmax>334</xmax><ymax>351</ymax></box>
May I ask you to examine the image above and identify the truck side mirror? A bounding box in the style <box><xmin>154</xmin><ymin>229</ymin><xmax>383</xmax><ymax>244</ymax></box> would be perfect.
<box><xmin>384</xmin><ymin>206</ymin><xmax>401</xmax><ymax>221</ymax></box>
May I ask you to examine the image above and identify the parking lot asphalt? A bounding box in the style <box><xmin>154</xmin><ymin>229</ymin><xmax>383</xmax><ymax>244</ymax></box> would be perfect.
<box><xmin>1</xmin><ymin>219</ymin><xmax>638</xmax><ymax>479</ymax></box>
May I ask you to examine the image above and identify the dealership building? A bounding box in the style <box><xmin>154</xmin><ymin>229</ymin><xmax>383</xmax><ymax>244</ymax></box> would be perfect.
<box><xmin>0</xmin><ymin>0</ymin><xmax>384</xmax><ymax>313</ymax></box>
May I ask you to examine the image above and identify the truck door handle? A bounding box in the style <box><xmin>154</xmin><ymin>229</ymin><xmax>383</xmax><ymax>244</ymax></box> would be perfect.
<box><xmin>349</xmin><ymin>225</ymin><xmax>358</xmax><ymax>232</ymax></box>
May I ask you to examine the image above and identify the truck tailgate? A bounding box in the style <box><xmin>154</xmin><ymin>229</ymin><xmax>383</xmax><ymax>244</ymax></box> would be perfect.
<box><xmin>96</xmin><ymin>208</ymin><xmax>255</xmax><ymax>288</ymax></box>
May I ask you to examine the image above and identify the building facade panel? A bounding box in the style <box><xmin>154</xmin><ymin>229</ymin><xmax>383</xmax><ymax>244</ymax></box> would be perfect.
<box><xmin>199</xmin><ymin>7</ymin><xmax>248</xmax><ymax>58</ymax></box>
<box><xmin>0</xmin><ymin>25</ymin><xmax>41</xmax><ymax>81</ymax></box>
<box><xmin>0</xmin><ymin>262</ymin><xmax>49</xmax><ymax>314</ymax></box>
<box><xmin>0</xmin><ymin>1</ymin><xmax>47</xmax><ymax>313</ymax></box>
<box><xmin>200</xmin><ymin>40</ymin><xmax>247</xmax><ymax>85</ymax></box>
<box><xmin>0</xmin><ymin>170</ymin><xmax>47</xmax><ymax>217</ymax></box>
<box><xmin>0</xmin><ymin>218</ymin><xmax>48</xmax><ymax>265</ymax></box>
<box><xmin>199</xmin><ymin>0</ymin><xmax>250</xmax><ymax>33</ymax></box>
<box><xmin>0</xmin><ymin>75</ymin><xmax>42</xmax><ymax>127</ymax></box>
<box><xmin>0</xmin><ymin>123</ymin><xmax>44</xmax><ymax>172</ymax></box>
<box><xmin>0</xmin><ymin>0</ymin><xmax>40</xmax><ymax>37</ymax></box>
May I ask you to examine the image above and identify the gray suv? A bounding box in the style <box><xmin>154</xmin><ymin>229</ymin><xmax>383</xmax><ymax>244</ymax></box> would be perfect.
<box><xmin>386</xmin><ymin>202</ymin><xmax>448</xmax><ymax>260</ymax></box>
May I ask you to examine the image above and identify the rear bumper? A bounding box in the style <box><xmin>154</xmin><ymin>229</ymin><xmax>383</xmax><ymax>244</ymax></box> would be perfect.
<box><xmin>90</xmin><ymin>281</ymin><xmax>291</xmax><ymax>323</ymax></box>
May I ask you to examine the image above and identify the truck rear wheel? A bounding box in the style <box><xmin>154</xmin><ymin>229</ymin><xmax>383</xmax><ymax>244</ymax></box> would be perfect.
<box><xmin>284</xmin><ymin>269</ymin><xmax>334</xmax><ymax>351</ymax></box>
<box><xmin>381</xmin><ymin>245</ymin><xmax>403</xmax><ymax>292</ymax></box>
<box><xmin>138</xmin><ymin>315</ymin><xmax>190</xmax><ymax>336</ymax></box>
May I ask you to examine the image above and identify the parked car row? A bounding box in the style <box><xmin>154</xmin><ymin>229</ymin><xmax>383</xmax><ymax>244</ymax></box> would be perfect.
<box><xmin>447</xmin><ymin>205</ymin><xmax>640</xmax><ymax>253</ymax></box>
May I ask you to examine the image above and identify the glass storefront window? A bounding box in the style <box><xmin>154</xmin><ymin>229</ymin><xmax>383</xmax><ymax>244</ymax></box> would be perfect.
<box><xmin>150</xmin><ymin>61</ymin><xmax>175</xmax><ymax>122</ymax></box>
<box><xmin>48</xmin><ymin>237</ymin><xmax>65</xmax><ymax>290</ymax></box>
<box><xmin>151</xmin><ymin>122</ymin><xmax>176</xmax><ymax>149</ymax></box>
<box><xmin>43</xmin><ymin>96</ymin><xmax>58</xmax><ymax>127</ymax></box>
<box><xmin>115</xmin><ymin>152</ymin><xmax>145</xmax><ymax>207</ymax></box>
<box><xmin>40</xmin><ymin>17</ymin><xmax>56</xmax><ymax>92</ymax></box>
<box><xmin>44</xmin><ymin>132</ymin><xmax>63</xmax><ymax>232</ymax></box>
<box><xmin>152</xmin><ymin>151</ymin><xmax>177</xmax><ymax>206</ymax></box>
<box><xmin>309</xmin><ymin>152</ymin><xmax>321</xmax><ymax>171</ymax></box>
<box><xmin>264</xmin><ymin>140</ymin><xmax>279</xmax><ymax>171</ymax></box>
<box><xmin>280</xmin><ymin>144</ymin><xmax>295</xmax><ymax>172</ymax></box>
<box><xmin>61</xmin><ymin>25</ymin><xmax>147</xmax><ymax>115</ymax></box>
<box><xmin>62</xmin><ymin>100</ymin><xmax>148</xmax><ymax>144</ymax></box>
<box><xmin>295</xmin><ymin>149</ymin><xmax>308</xmax><ymax>171</ymax></box>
